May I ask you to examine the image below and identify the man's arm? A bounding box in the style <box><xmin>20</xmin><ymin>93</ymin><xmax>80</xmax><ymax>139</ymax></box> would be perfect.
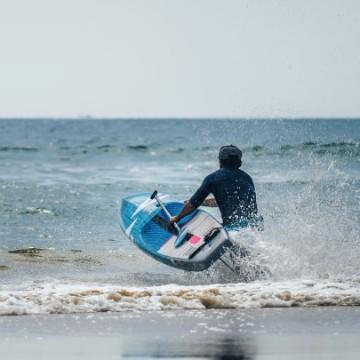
<box><xmin>168</xmin><ymin>201</ymin><xmax>194</xmax><ymax>228</ymax></box>
<box><xmin>168</xmin><ymin>176</ymin><xmax>212</xmax><ymax>229</ymax></box>
<box><xmin>168</xmin><ymin>197</ymin><xmax>217</xmax><ymax>226</ymax></box>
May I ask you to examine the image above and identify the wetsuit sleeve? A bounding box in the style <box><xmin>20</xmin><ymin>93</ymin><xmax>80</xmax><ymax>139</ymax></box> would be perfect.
<box><xmin>189</xmin><ymin>176</ymin><xmax>212</xmax><ymax>209</ymax></box>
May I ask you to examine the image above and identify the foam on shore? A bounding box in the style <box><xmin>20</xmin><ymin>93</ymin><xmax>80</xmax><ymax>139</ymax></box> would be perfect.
<box><xmin>1</xmin><ymin>279</ymin><xmax>360</xmax><ymax>316</ymax></box>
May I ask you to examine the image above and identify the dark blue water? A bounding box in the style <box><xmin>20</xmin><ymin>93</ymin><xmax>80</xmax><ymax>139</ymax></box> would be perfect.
<box><xmin>0</xmin><ymin>119</ymin><xmax>359</xmax><ymax>314</ymax></box>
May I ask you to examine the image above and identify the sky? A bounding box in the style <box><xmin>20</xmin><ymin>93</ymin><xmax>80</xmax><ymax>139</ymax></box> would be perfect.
<box><xmin>0</xmin><ymin>0</ymin><xmax>360</xmax><ymax>118</ymax></box>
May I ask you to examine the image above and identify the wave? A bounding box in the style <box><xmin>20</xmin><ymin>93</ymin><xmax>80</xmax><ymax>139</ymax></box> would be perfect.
<box><xmin>96</xmin><ymin>144</ymin><xmax>116</xmax><ymax>151</ymax></box>
<box><xmin>127</xmin><ymin>145</ymin><xmax>149</xmax><ymax>151</ymax></box>
<box><xmin>1</xmin><ymin>279</ymin><xmax>359</xmax><ymax>315</ymax></box>
<box><xmin>243</xmin><ymin>141</ymin><xmax>360</xmax><ymax>157</ymax></box>
<box><xmin>4</xmin><ymin>140</ymin><xmax>357</xmax><ymax>158</ymax></box>
<box><xmin>0</xmin><ymin>146</ymin><xmax>38</xmax><ymax>152</ymax></box>
<box><xmin>15</xmin><ymin>207</ymin><xmax>56</xmax><ymax>215</ymax></box>
<box><xmin>125</xmin><ymin>141</ymin><xmax>360</xmax><ymax>157</ymax></box>
<box><xmin>86</xmin><ymin>140</ymin><xmax>360</xmax><ymax>158</ymax></box>
<box><xmin>278</xmin><ymin>141</ymin><xmax>360</xmax><ymax>157</ymax></box>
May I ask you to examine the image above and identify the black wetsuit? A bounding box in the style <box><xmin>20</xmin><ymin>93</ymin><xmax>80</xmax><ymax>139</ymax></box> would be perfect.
<box><xmin>189</xmin><ymin>167</ymin><xmax>258</xmax><ymax>227</ymax></box>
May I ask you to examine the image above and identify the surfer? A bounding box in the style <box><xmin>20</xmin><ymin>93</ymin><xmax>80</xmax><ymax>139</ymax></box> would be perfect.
<box><xmin>168</xmin><ymin>144</ymin><xmax>262</xmax><ymax>231</ymax></box>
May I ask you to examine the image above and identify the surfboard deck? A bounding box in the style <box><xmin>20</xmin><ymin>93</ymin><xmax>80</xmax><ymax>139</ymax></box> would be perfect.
<box><xmin>119</xmin><ymin>192</ymin><xmax>233</xmax><ymax>271</ymax></box>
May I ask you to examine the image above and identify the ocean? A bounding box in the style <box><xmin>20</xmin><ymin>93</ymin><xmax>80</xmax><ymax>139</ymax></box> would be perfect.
<box><xmin>0</xmin><ymin>119</ymin><xmax>360</xmax><ymax>315</ymax></box>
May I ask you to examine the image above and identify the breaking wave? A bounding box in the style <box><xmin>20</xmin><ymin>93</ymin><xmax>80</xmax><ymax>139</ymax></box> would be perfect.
<box><xmin>1</xmin><ymin>279</ymin><xmax>360</xmax><ymax>316</ymax></box>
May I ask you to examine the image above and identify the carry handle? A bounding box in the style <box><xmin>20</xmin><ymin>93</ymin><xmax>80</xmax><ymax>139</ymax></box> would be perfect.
<box><xmin>150</xmin><ymin>190</ymin><xmax>181</xmax><ymax>234</ymax></box>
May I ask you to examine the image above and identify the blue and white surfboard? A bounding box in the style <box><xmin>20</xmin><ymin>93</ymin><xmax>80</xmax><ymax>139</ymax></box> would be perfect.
<box><xmin>119</xmin><ymin>192</ymin><xmax>232</xmax><ymax>271</ymax></box>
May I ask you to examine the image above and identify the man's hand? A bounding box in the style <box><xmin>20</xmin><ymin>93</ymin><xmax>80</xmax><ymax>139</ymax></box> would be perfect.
<box><xmin>167</xmin><ymin>216</ymin><xmax>179</xmax><ymax>230</ymax></box>
<box><xmin>167</xmin><ymin>201</ymin><xmax>194</xmax><ymax>231</ymax></box>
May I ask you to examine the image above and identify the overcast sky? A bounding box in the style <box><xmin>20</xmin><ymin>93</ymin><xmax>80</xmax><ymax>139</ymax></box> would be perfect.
<box><xmin>0</xmin><ymin>0</ymin><xmax>359</xmax><ymax>118</ymax></box>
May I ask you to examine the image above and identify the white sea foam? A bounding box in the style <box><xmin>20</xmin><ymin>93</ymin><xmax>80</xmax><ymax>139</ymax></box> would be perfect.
<box><xmin>1</xmin><ymin>279</ymin><xmax>359</xmax><ymax>316</ymax></box>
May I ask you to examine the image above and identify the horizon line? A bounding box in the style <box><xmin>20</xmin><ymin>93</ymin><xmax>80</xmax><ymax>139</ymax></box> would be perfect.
<box><xmin>0</xmin><ymin>116</ymin><xmax>360</xmax><ymax>121</ymax></box>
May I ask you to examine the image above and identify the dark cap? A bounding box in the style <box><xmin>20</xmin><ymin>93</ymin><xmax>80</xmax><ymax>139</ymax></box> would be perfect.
<box><xmin>218</xmin><ymin>144</ymin><xmax>242</xmax><ymax>160</ymax></box>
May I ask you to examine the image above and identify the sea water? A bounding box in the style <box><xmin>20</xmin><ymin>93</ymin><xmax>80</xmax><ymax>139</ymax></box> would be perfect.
<box><xmin>0</xmin><ymin>119</ymin><xmax>359</xmax><ymax>315</ymax></box>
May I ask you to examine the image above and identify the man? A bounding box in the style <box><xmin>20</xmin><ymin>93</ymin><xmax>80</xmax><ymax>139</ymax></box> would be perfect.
<box><xmin>168</xmin><ymin>144</ymin><xmax>262</xmax><ymax>230</ymax></box>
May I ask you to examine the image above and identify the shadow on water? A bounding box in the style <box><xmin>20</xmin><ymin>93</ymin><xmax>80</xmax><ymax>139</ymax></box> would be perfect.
<box><xmin>212</xmin><ymin>338</ymin><xmax>254</xmax><ymax>360</ymax></box>
<box><xmin>123</xmin><ymin>337</ymin><xmax>255</xmax><ymax>359</ymax></box>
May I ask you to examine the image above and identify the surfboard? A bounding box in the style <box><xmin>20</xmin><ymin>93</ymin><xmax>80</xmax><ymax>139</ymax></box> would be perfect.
<box><xmin>119</xmin><ymin>192</ymin><xmax>233</xmax><ymax>271</ymax></box>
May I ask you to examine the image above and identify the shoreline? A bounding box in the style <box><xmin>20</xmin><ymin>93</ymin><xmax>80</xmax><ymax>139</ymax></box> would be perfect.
<box><xmin>1</xmin><ymin>307</ymin><xmax>359</xmax><ymax>359</ymax></box>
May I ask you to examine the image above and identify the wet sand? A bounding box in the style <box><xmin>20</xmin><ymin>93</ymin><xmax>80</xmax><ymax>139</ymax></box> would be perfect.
<box><xmin>0</xmin><ymin>307</ymin><xmax>359</xmax><ymax>359</ymax></box>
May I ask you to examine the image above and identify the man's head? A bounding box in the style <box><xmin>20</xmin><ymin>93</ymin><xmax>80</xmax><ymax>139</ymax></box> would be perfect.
<box><xmin>218</xmin><ymin>144</ymin><xmax>242</xmax><ymax>168</ymax></box>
